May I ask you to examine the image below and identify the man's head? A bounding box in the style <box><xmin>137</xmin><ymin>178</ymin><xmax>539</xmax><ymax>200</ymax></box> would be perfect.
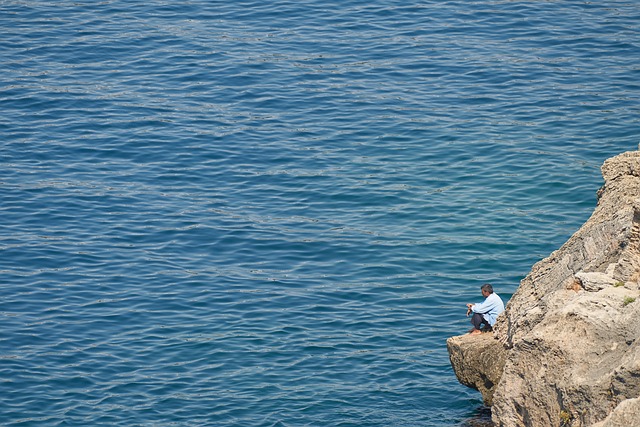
<box><xmin>481</xmin><ymin>283</ymin><xmax>494</xmax><ymax>297</ymax></box>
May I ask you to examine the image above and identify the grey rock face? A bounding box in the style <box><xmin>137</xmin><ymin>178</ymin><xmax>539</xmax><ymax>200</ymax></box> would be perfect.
<box><xmin>448</xmin><ymin>150</ymin><xmax>640</xmax><ymax>427</ymax></box>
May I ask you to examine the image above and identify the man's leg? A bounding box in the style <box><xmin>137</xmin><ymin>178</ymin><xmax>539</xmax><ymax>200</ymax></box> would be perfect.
<box><xmin>470</xmin><ymin>313</ymin><xmax>484</xmax><ymax>333</ymax></box>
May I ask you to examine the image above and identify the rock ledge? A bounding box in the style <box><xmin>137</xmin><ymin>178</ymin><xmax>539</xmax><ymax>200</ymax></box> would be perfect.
<box><xmin>447</xmin><ymin>334</ymin><xmax>506</xmax><ymax>406</ymax></box>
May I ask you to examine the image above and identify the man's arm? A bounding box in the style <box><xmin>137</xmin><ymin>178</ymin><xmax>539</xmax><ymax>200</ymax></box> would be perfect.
<box><xmin>471</xmin><ymin>294</ymin><xmax>499</xmax><ymax>314</ymax></box>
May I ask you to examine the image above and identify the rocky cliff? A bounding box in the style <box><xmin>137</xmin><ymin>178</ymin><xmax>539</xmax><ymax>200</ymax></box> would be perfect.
<box><xmin>448</xmin><ymin>150</ymin><xmax>640</xmax><ymax>427</ymax></box>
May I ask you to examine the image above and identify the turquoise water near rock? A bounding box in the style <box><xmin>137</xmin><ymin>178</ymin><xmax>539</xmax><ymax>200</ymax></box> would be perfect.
<box><xmin>1</xmin><ymin>1</ymin><xmax>638</xmax><ymax>425</ymax></box>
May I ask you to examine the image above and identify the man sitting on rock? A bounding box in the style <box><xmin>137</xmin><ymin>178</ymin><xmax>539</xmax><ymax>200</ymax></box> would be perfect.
<box><xmin>466</xmin><ymin>283</ymin><xmax>504</xmax><ymax>335</ymax></box>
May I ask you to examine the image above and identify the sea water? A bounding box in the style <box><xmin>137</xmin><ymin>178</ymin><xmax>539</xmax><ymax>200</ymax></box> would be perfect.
<box><xmin>1</xmin><ymin>1</ymin><xmax>639</xmax><ymax>426</ymax></box>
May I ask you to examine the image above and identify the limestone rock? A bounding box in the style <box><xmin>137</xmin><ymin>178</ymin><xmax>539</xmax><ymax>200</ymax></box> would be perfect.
<box><xmin>590</xmin><ymin>398</ymin><xmax>640</xmax><ymax>427</ymax></box>
<box><xmin>447</xmin><ymin>333</ymin><xmax>507</xmax><ymax>406</ymax></box>
<box><xmin>574</xmin><ymin>271</ymin><xmax>617</xmax><ymax>291</ymax></box>
<box><xmin>448</xmin><ymin>150</ymin><xmax>640</xmax><ymax>426</ymax></box>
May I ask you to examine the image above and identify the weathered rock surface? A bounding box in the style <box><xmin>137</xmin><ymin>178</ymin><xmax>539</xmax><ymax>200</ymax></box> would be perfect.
<box><xmin>447</xmin><ymin>334</ymin><xmax>507</xmax><ymax>406</ymax></box>
<box><xmin>590</xmin><ymin>397</ymin><xmax>640</xmax><ymax>427</ymax></box>
<box><xmin>448</xmin><ymin>150</ymin><xmax>640</xmax><ymax>426</ymax></box>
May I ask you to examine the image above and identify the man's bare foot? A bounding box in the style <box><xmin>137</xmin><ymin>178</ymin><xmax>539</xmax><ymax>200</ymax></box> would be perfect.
<box><xmin>469</xmin><ymin>329</ymin><xmax>482</xmax><ymax>335</ymax></box>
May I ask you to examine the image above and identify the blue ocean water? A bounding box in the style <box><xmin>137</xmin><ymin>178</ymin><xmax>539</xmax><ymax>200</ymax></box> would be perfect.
<box><xmin>1</xmin><ymin>1</ymin><xmax>638</xmax><ymax>425</ymax></box>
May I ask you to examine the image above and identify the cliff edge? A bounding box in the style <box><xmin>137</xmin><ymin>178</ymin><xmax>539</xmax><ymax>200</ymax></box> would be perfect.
<box><xmin>448</xmin><ymin>150</ymin><xmax>640</xmax><ymax>427</ymax></box>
